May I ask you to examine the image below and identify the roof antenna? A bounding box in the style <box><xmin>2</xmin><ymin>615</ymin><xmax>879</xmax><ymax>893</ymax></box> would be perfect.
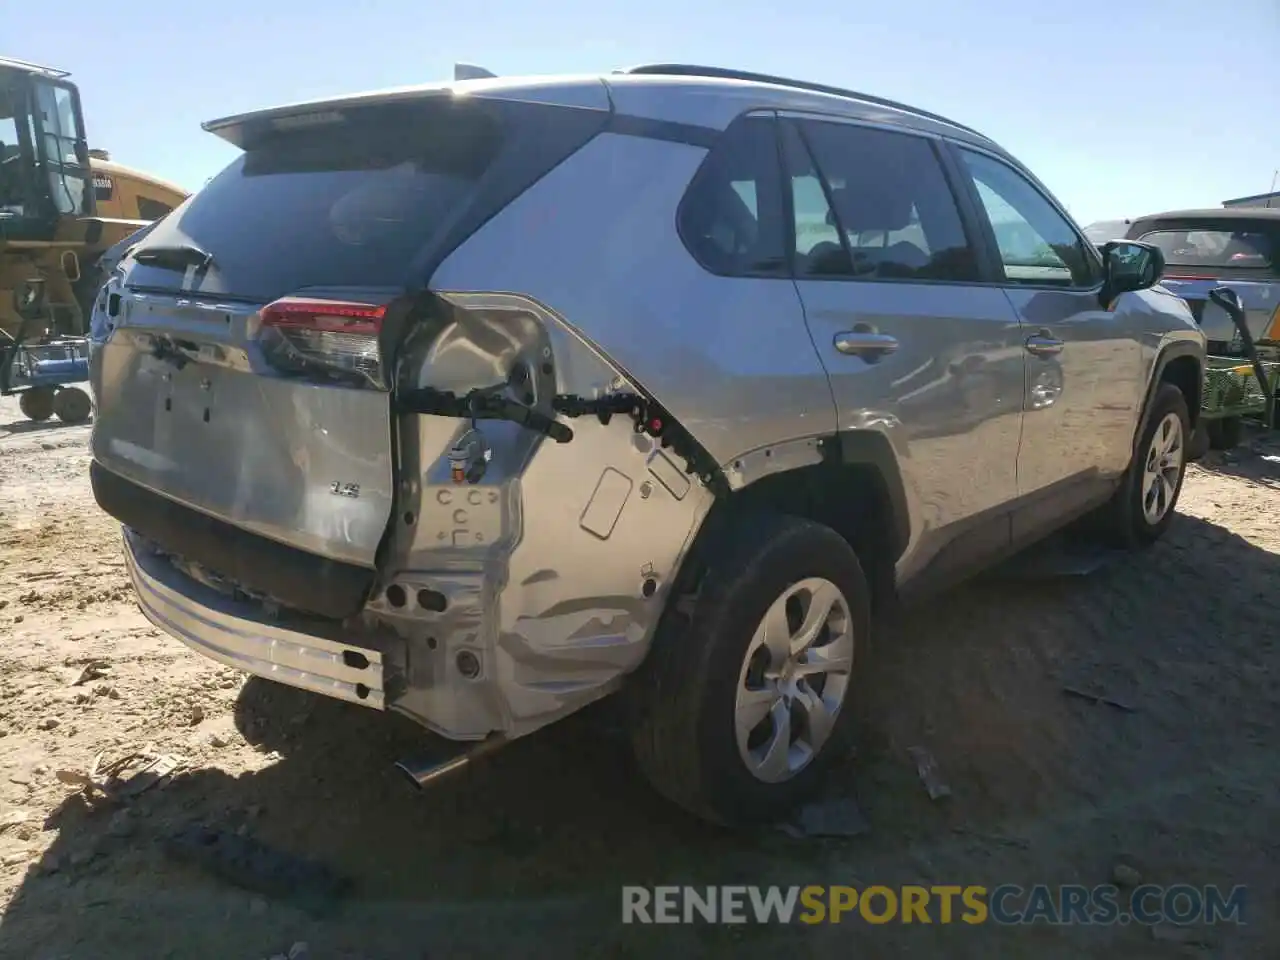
<box><xmin>454</xmin><ymin>63</ymin><xmax>497</xmax><ymax>81</ymax></box>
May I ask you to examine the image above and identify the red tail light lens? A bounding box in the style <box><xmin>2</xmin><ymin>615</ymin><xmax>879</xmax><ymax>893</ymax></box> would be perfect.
<box><xmin>260</xmin><ymin>297</ymin><xmax>388</xmax><ymax>387</ymax></box>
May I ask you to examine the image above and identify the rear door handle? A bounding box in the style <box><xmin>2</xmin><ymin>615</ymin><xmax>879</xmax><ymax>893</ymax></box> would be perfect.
<box><xmin>1025</xmin><ymin>332</ymin><xmax>1064</xmax><ymax>357</ymax></box>
<box><xmin>834</xmin><ymin>331</ymin><xmax>899</xmax><ymax>357</ymax></box>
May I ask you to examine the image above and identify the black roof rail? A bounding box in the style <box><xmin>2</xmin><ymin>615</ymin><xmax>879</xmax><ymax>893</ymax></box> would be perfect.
<box><xmin>615</xmin><ymin>63</ymin><xmax>984</xmax><ymax>139</ymax></box>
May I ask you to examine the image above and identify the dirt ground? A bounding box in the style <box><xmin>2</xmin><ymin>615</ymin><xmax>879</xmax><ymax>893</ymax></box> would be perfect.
<box><xmin>0</xmin><ymin>392</ymin><xmax>1277</xmax><ymax>960</ymax></box>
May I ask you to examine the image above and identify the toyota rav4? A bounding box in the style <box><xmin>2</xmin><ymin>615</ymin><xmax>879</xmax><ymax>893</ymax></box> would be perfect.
<box><xmin>87</xmin><ymin>64</ymin><xmax>1206</xmax><ymax>826</ymax></box>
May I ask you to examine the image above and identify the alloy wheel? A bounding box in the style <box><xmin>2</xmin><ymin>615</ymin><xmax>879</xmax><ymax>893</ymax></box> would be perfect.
<box><xmin>734</xmin><ymin>577</ymin><xmax>855</xmax><ymax>783</ymax></box>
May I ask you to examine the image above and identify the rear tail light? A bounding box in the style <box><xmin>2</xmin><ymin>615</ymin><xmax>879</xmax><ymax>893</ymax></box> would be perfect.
<box><xmin>260</xmin><ymin>297</ymin><xmax>388</xmax><ymax>387</ymax></box>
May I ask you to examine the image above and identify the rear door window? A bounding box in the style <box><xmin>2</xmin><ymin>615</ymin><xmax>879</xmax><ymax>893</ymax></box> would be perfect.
<box><xmin>125</xmin><ymin>99</ymin><xmax>506</xmax><ymax>302</ymax></box>
<box><xmin>785</xmin><ymin>118</ymin><xmax>981</xmax><ymax>282</ymax></box>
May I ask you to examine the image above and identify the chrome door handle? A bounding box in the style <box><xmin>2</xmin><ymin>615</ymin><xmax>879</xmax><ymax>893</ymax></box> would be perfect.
<box><xmin>1025</xmin><ymin>333</ymin><xmax>1064</xmax><ymax>357</ymax></box>
<box><xmin>834</xmin><ymin>331</ymin><xmax>899</xmax><ymax>357</ymax></box>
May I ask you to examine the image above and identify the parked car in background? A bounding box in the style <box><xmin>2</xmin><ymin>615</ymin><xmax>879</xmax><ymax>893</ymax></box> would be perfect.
<box><xmin>1084</xmin><ymin>219</ymin><xmax>1132</xmax><ymax>246</ymax></box>
<box><xmin>1124</xmin><ymin>208</ymin><xmax>1280</xmax><ymax>349</ymax></box>
<box><xmin>88</xmin><ymin>64</ymin><xmax>1205</xmax><ymax>826</ymax></box>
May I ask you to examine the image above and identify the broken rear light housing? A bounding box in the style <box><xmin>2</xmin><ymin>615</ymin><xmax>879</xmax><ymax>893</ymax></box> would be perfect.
<box><xmin>260</xmin><ymin>297</ymin><xmax>388</xmax><ymax>387</ymax></box>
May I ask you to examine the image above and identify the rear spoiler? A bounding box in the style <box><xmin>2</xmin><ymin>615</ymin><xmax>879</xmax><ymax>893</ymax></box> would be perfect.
<box><xmin>205</xmin><ymin>64</ymin><xmax>503</xmax><ymax>149</ymax></box>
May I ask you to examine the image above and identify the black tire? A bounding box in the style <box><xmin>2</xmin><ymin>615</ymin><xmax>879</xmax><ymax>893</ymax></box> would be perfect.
<box><xmin>628</xmin><ymin>512</ymin><xmax>871</xmax><ymax>826</ymax></box>
<box><xmin>18</xmin><ymin>387</ymin><xmax>55</xmax><ymax>422</ymax></box>
<box><xmin>1096</xmin><ymin>383</ymin><xmax>1191</xmax><ymax>549</ymax></box>
<box><xmin>53</xmin><ymin>386</ymin><xmax>92</xmax><ymax>424</ymax></box>
<box><xmin>1206</xmin><ymin>416</ymin><xmax>1243</xmax><ymax>450</ymax></box>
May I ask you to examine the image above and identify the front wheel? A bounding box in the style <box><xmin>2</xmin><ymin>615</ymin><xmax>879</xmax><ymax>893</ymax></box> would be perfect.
<box><xmin>1095</xmin><ymin>383</ymin><xmax>1191</xmax><ymax>549</ymax></box>
<box><xmin>628</xmin><ymin>513</ymin><xmax>870</xmax><ymax>826</ymax></box>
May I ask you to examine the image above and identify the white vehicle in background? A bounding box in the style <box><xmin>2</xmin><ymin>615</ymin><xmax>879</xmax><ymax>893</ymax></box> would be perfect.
<box><xmin>1084</xmin><ymin>219</ymin><xmax>1133</xmax><ymax>246</ymax></box>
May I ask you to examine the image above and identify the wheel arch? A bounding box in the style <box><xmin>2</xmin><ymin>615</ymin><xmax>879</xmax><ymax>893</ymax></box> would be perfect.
<box><xmin>1134</xmin><ymin>340</ymin><xmax>1204</xmax><ymax>458</ymax></box>
<box><xmin>674</xmin><ymin>430</ymin><xmax>909</xmax><ymax>611</ymax></box>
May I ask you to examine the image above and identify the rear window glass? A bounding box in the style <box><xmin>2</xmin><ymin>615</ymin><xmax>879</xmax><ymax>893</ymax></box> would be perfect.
<box><xmin>125</xmin><ymin>99</ymin><xmax>503</xmax><ymax>302</ymax></box>
<box><xmin>1138</xmin><ymin>228</ymin><xmax>1275</xmax><ymax>270</ymax></box>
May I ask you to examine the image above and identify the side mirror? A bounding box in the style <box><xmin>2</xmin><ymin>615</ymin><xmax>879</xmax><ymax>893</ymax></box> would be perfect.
<box><xmin>1100</xmin><ymin>240</ymin><xmax>1164</xmax><ymax>306</ymax></box>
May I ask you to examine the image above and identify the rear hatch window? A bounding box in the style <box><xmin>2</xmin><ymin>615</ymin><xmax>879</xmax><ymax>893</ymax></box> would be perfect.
<box><xmin>1138</xmin><ymin>226</ymin><xmax>1277</xmax><ymax>277</ymax></box>
<box><xmin>125</xmin><ymin>98</ymin><xmax>504</xmax><ymax>303</ymax></box>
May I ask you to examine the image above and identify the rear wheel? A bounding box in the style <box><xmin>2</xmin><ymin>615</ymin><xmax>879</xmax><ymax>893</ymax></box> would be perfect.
<box><xmin>628</xmin><ymin>513</ymin><xmax>870</xmax><ymax>826</ymax></box>
<box><xmin>53</xmin><ymin>386</ymin><xmax>92</xmax><ymax>424</ymax></box>
<box><xmin>1096</xmin><ymin>383</ymin><xmax>1190</xmax><ymax>549</ymax></box>
<box><xmin>18</xmin><ymin>387</ymin><xmax>55</xmax><ymax>422</ymax></box>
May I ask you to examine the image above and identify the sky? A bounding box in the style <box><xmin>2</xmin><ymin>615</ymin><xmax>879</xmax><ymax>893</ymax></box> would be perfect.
<box><xmin>9</xmin><ymin>0</ymin><xmax>1279</xmax><ymax>225</ymax></box>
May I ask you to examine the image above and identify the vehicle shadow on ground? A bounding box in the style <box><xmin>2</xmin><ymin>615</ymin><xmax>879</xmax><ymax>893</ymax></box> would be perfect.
<box><xmin>2</xmin><ymin>513</ymin><xmax>1278</xmax><ymax>959</ymax></box>
<box><xmin>0</xmin><ymin>416</ymin><xmax>87</xmax><ymax>437</ymax></box>
<box><xmin>1198</xmin><ymin>440</ymin><xmax>1280</xmax><ymax>489</ymax></box>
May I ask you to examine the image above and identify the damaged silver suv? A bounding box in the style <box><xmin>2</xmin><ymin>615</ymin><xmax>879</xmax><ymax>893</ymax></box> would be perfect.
<box><xmin>88</xmin><ymin>64</ymin><xmax>1205</xmax><ymax>826</ymax></box>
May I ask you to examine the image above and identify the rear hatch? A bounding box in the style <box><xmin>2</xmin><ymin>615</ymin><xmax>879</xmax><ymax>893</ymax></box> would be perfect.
<box><xmin>1130</xmin><ymin>217</ymin><xmax>1280</xmax><ymax>347</ymax></box>
<box><xmin>90</xmin><ymin>90</ymin><xmax>605</xmax><ymax>619</ymax></box>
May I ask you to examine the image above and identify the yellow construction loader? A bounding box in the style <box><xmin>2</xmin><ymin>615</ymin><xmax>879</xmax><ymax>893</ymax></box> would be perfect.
<box><xmin>1</xmin><ymin>55</ymin><xmax>188</xmax><ymax>420</ymax></box>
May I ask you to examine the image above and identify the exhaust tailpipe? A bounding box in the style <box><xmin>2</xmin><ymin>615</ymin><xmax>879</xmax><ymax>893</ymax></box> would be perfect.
<box><xmin>395</xmin><ymin>736</ymin><xmax>508</xmax><ymax>790</ymax></box>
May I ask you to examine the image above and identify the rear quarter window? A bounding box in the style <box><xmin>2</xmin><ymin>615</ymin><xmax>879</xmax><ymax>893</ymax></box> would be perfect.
<box><xmin>677</xmin><ymin>115</ymin><xmax>788</xmax><ymax>277</ymax></box>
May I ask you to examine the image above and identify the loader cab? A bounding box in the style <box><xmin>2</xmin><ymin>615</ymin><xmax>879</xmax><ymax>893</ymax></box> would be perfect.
<box><xmin>0</xmin><ymin>57</ymin><xmax>94</xmax><ymax>242</ymax></box>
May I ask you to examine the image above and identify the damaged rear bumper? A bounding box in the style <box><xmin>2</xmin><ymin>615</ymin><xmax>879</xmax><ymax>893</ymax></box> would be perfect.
<box><xmin>122</xmin><ymin>528</ymin><xmax>386</xmax><ymax>710</ymax></box>
<box><xmin>106</xmin><ymin>295</ymin><xmax>721</xmax><ymax>743</ymax></box>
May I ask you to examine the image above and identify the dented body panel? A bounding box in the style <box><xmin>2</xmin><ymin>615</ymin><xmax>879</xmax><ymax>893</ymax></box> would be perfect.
<box><xmin>102</xmin><ymin>285</ymin><xmax>715</xmax><ymax>740</ymax></box>
<box><xmin>372</xmin><ymin>293</ymin><xmax>714</xmax><ymax>738</ymax></box>
<box><xmin>89</xmin><ymin>287</ymin><xmax>396</xmax><ymax>569</ymax></box>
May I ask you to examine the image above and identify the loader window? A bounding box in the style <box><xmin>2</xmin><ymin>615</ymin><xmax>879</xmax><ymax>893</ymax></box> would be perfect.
<box><xmin>136</xmin><ymin>196</ymin><xmax>174</xmax><ymax>221</ymax></box>
<box><xmin>0</xmin><ymin>89</ymin><xmax>27</xmax><ymax>215</ymax></box>
<box><xmin>31</xmin><ymin>80</ymin><xmax>90</xmax><ymax>217</ymax></box>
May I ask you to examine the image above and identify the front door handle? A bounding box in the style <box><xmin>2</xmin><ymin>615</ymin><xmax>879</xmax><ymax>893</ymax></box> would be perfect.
<box><xmin>834</xmin><ymin>331</ymin><xmax>899</xmax><ymax>357</ymax></box>
<box><xmin>1025</xmin><ymin>332</ymin><xmax>1064</xmax><ymax>357</ymax></box>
